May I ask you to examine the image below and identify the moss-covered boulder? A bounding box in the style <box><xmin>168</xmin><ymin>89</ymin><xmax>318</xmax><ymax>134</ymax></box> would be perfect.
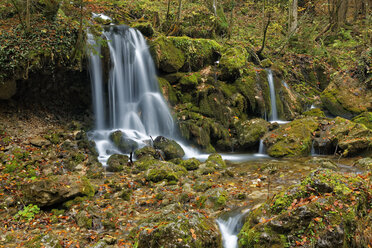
<box><xmin>131</xmin><ymin>210</ymin><xmax>221</xmax><ymax>248</ymax></box>
<box><xmin>263</xmin><ymin>117</ymin><xmax>319</xmax><ymax>157</ymax></box>
<box><xmin>206</xmin><ymin>153</ymin><xmax>226</xmax><ymax>169</ymax></box>
<box><xmin>236</xmin><ymin>118</ymin><xmax>269</xmax><ymax>150</ymax></box>
<box><xmin>134</xmin><ymin>146</ymin><xmax>158</xmax><ymax>160</ymax></box>
<box><xmin>313</xmin><ymin>117</ymin><xmax>372</xmax><ymax>156</ymax></box>
<box><xmin>320</xmin><ymin>73</ymin><xmax>372</xmax><ymax>118</ymax></box>
<box><xmin>302</xmin><ymin>108</ymin><xmax>326</xmax><ymax>117</ymax></box>
<box><xmin>150</xmin><ymin>36</ymin><xmax>221</xmax><ymax>73</ymax></box>
<box><xmin>22</xmin><ymin>176</ymin><xmax>96</xmax><ymax>207</ymax></box>
<box><xmin>179</xmin><ymin>72</ymin><xmax>201</xmax><ymax>91</ymax></box>
<box><xmin>238</xmin><ymin>169</ymin><xmax>371</xmax><ymax>248</ymax></box>
<box><xmin>352</xmin><ymin>112</ymin><xmax>372</xmax><ymax>129</ymax></box>
<box><xmin>146</xmin><ymin>161</ymin><xmax>187</xmax><ymax>183</ymax></box>
<box><xmin>150</xmin><ymin>36</ymin><xmax>185</xmax><ymax>73</ymax></box>
<box><xmin>109</xmin><ymin>130</ymin><xmax>138</xmax><ymax>153</ymax></box>
<box><xmin>203</xmin><ymin>187</ymin><xmax>229</xmax><ymax>210</ymax></box>
<box><xmin>106</xmin><ymin>154</ymin><xmax>128</xmax><ymax>172</ymax></box>
<box><xmin>180</xmin><ymin>158</ymin><xmax>201</xmax><ymax>171</ymax></box>
<box><xmin>153</xmin><ymin>136</ymin><xmax>185</xmax><ymax>160</ymax></box>
<box><xmin>353</xmin><ymin>157</ymin><xmax>372</xmax><ymax>170</ymax></box>
<box><xmin>219</xmin><ymin>46</ymin><xmax>248</xmax><ymax>81</ymax></box>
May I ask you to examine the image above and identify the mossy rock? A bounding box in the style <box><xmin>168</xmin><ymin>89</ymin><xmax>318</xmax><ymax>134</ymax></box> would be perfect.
<box><xmin>352</xmin><ymin>112</ymin><xmax>372</xmax><ymax>129</ymax></box>
<box><xmin>179</xmin><ymin>72</ymin><xmax>201</xmax><ymax>91</ymax></box>
<box><xmin>206</xmin><ymin>153</ymin><xmax>226</xmax><ymax>169</ymax></box>
<box><xmin>131</xmin><ymin>211</ymin><xmax>222</xmax><ymax>248</ymax></box>
<box><xmin>302</xmin><ymin>108</ymin><xmax>326</xmax><ymax>117</ymax></box>
<box><xmin>236</xmin><ymin>118</ymin><xmax>269</xmax><ymax>150</ymax></box>
<box><xmin>158</xmin><ymin>77</ymin><xmax>178</xmax><ymax>106</ymax></box>
<box><xmin>132</xmin><ymin>22</ymin><xmax>154</xmax><ymax>37</ymax></box>
<box><xmin>134</xmin><ymin>157</ymin><xmax>159</xmax><ymax>172</ymax></box>
<box><xmin>75</xmin><ymin>210</ymin><xmax>93</xmax><ymax>229</ymax></box>
<box><xmin>219</xmin><ymin>46</ymin><xmax>248</xmax><ymax>81</ymax></box>
<box><xmin>263</xmin><ymin>117</ymin><xmax>319</xmax><ymax>157</ymax></box>
<box><xmin>109</xmin><ymin>130</ymin><xmax>138</xmax><ymax>153</ymax></box>
<box><xmin>153</xmin><ymin>136</ymin><xmax>185</xmax><ymax>160</ymax></box>
<box><xmin>134</xmin><ymin>146</ymin><xmax>158</xmax><ymax>160</ymax></box>
<box><xmin>320</xmin><ymin>73</ymin><xmax>371</xmax><ymax>118</ymax></box>
<box><xmin>180</xmin><ymin>158</ymin><xmax>201</xmax><ymax>171</ymax></box>
<box><xmin>25</xmin><ymin>234</ymin><xmax>62</xmax><ymax>248</ymax></box>
<box><xmin>106</xmin><ymin>154</ymin><xmax>128</xmax><ymax>172</ymax></box>
<box><xmin>353</xmin><ymin>157</ymin><xmax>372</xmax><ymax>170</ymax></box>
<box><xmin>238</xmin><ymin>169</ymin><xmax>371</xmax><ymax>248</ymax></box>
<box><xmin>146</xmin><ymin>162</ymin><xmax>186</xmax><ymax>183</ymax></box>
<box><xmin>150</xmin><ymin>36</ymin><xmax>185</xmax><ymax>73</ymax></box>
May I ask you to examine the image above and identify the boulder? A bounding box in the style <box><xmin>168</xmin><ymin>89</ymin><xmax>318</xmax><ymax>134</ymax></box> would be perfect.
<box><xmin>132</xmin><ymin>22</ymin><xmax>154</xmax><ymax>37</ymax></box>
<box><xmin>146</xmin><ymin>161</ymin><xmax>187</xmax><ymax>183</ymax></box>
<box><xmin>236</xmin><ymin>118</ymin><xmax>269</xmax><ymax>150</ymax></box>
<box><xmin>134</xmin><ymin>146</ymin><xmax>159</xmax><ymax>160</ymax></box>
<box><xmin>30</xmin><ymin>136</ymin><xmax>51</xmax><ymax>147</ymax></box>
<box><xmin>132</xmin><ymin>210</ymin><xmax>222</xmax><ymax>248</ymax></box>
<box><xmin>153</xmin><ymin>136</ymin><xmax>185</xmax><ymax>160</ymax></box>
<box><xmin>109</xmin><ymin>130</ymin><xmax>138</xmax><ymax>153</ymax></box>
<box><xmin>263</xmin><ymin>117</ymin><xmax>319</xmax><ymax>157</ymax></box>
<box><xmin>106</xmin><ymin>154</ymin><xmax>129</xmax><ymax>172</ymax></box>
<box><xmin>219</xmin><ymin>46</ymin><xmax>248</xmax><ymax>81</ymax></box>
<box><xmin>180</xmin><ymin>158</ymin><xmax>201</xmax><ymax>171</ymax></box>
<box><xmin>238</xmin><ymin>169</ymin><xmax>371</xmax><ymax>248</ymax></box>
<box><xmin>302</xmin><ymin>108</ymin><xmax>326</xmax><ymax>117</ymax></box>
<box><xmin>22</xmin><ymin>176</ymin><xmax>96</xmax><ymax>207</ymax></box>
<box><xmin>353</xmin><ymin>157</ymin><xmax>372</xmax><ymax>170</ymax></box>
<box><xmin>206</xmin><ymin>153</ymin><xmax>226</xmax><ymax>169</ymax></box>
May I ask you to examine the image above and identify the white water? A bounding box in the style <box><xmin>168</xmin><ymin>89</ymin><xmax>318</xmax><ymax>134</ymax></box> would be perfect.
<box><xmin>217</xmin><ymin>209</ymin><xmax>250</xmax><ymax>248</ymax></box>
<box><xmin>267</xmin><ymin>69</ymin><xmax>278</xmax><ymax>121</ymax></box>
<box><xmin>88</xmin><ymin>26</ymin><xmax>177</xmax><ymax>165</ymax></box>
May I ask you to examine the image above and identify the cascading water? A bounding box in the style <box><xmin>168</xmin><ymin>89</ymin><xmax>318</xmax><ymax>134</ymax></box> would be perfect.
<box><xmin>266</xmin><ymin>69</ymin><xmax>278</xmax><ymax>121</ymax></box>
<box><xmin>88</xmin><ymin>26</ymin><xmax>176</xmax><ymax>165</ymax></box>
<box><xmin>217</xmin><ymin>208</ymin><xmax>250</xmax><ymax>248</ymax></box>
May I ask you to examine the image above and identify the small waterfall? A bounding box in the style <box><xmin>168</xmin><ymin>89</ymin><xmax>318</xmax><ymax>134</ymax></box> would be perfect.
<box><xmin>266</xmin><ymin>69</ymin><xmax>278</xmax><ymax>121</ymax></box>
<box><xmin>88</xmin><ymin>26</ymin><xmax>176</xmax><ymax>165</ymax></box>
<box><xmin>217</xmin><ymin>209</ymin><xmax>250</xmax><ymax>248</ymax></box>
<box><xmin>258</xmin><ymin>139</ymin><xmax>265</xmax><ymax>154</ymax></box>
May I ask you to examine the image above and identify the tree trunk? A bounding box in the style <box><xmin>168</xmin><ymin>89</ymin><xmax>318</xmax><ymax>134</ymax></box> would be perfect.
<box><xmin>227</xmin><ymin>0</ymin><xmax>235</xmax><ymax>39</ymax></box>
<box><xmin>213</xmin><ymin>0</ymin><xmax>217</xmax><ymax>17</ymax></box>
<box><xmin>166</xmin><ymin>0</ymin><xmax>171</xmax><ymax>21</ymax></box>
<box><xmin>337</xmin><ymin>0</ymin><xmax>348</xmax><ymax>26</ymax></box>
<box><xmin>289</xmin><ymin>0</ymin><xmax>298</xmax><ymax>35</ymax></box>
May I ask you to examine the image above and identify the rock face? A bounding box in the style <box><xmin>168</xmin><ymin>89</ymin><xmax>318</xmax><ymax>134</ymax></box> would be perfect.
<box><xmin>236</xmin><ymin>118</ymin><xmax>269</xmax><ymax>150</ymax></box>
<box><xmin>0</xmin><ymin>79</ymin><xmax>16</xmax><ymax>100</ymax></box>
<box><xmin>22</xmin><ymin>176</ymin><xmax>95</xmax><ymax>207</ymax></box>
<box><xmin>263</xmin><ymin>117</ymin><xmax>319</xmax><ymax>157</ymax></box>
<box><xmin>238</xmin><ymin>169</ymin><xmax>371</xmax><ymax>248</ymax></box>
<box><xmin>153</xmin><ymin>136</ymin><xmax>185</xmax><ymax>160</ymax></box>
<box><xmin>132</xmin><ymin>210</ymin><xmax>222</xmax><ymax>248</ymax></box>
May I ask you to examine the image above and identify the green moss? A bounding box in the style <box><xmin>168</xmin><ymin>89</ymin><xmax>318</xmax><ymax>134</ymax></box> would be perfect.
<box><xmin>146</xmin><ymin>166</ymin><xmax>178</xmax><ymax>182</ymax></box>
<box><xmin>158</xmin><ymin>77</ymin><xmax>178</xmax><ymax>105</ymax></box>
<box><xmin>179</xmin><ymin>72</ymin><xmax>200</xmax><ymax>91</ymax></box>
<box><xmin>219</xmin><ymin>46</ymin><xmax>248</xmax><ymax>81</ymax></box>
<box><xmin>206</xmin><ymin>153</ymin><xmax>226</xmax><ymax>169</ymax></box>
<box><xmin>180</xmin><ymin>158</ymin><xmax>201</xmax><ymax>171</ymax></box>
<box><xmin>302</xmin><ymin>108</ymin><xmax>326</xmax><ymax>117</ymax></box>
<box><xmin>352</xmin><ymin>112</ymin><xmax>372</xmax><ymax>129</ymax></box>
<box><xmin>81</xmin><ymin>177</ymin><xmax>96</xmax><ymax>197</ymax></box>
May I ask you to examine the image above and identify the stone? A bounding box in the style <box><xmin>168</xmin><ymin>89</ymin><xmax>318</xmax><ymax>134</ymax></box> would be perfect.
<box><xmin>236</xmin><ymin>118</ymin><xmax>269</xmax><ymax>150</ymax></box>
<box><xmin>219</xmin><ymin>46</ymin><xmax>248</xmax><ymax>81</ymax></box>
<box><xmin>180</xmin><ymin>158</ymin><xmax>201</xmax><ymax>171</ymax></box>
<box><xmin>109</xmin><ymin>130</ymin><xmax>138</xmax><ymax>153</ymax></box>
<box><xmin>30</xmin><ymin>136</ymin><xmax>51</xmax><ymax>147</ymax></box>
<box><xmin>106</xmin><ymin>154</ymin><xmax>129</xmax><ymax>172</ymax></box>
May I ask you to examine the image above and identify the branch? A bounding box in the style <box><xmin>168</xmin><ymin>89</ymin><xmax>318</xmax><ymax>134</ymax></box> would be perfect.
<box><xmin>10</xmin><ymin>0</ymin><xmax>25</xmax><ymax>29</ymax></box>
<box><xmin>257</xmin><ymin>12</ymin><xmax>271</xmax><ymax>57</ymax></box>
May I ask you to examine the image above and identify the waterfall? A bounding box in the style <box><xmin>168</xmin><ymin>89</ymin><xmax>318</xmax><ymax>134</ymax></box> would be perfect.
<box><xmin>266</xmin><ymin>69</ymin><xmax>278</xmax><ymax>121</ymax></box>
<box><xmin>87</xmin><ymin>26</ymin><xmax>176</xmax><ymax>165</ymax></box>
<box><xmin>217</xmin><ymin>209</ymin><xmax>250</xmax><ymax>248</ymax></box>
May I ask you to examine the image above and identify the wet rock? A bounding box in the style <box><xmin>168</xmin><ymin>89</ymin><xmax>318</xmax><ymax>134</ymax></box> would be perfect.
<box><xmin>30</xmin><ymin>136</ymin><xmax>51</xmax><ymax>147</ymax></box>
<box><xmin>153</xmin><ymin>136</ymin><xmax>185</xmax><ymax>160</ymax></box>
<box><xmin>22</xmin><ymin>176</ymin><xmax>96</xmax><ymax>207</ymax></box>
<box><xmin>236</xmin><ymin>118</ymin><xmax>269</xmax><ymax>150</ymax></box>
<box><xmin>106</xmin><ymin>154</ymin><xmax>129</xmax><ymax>172</ymax></box>
<box><xmin>132</xmin><ymin>211</ymin><xmax>222</xmax><ymax>248</ymax></box>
